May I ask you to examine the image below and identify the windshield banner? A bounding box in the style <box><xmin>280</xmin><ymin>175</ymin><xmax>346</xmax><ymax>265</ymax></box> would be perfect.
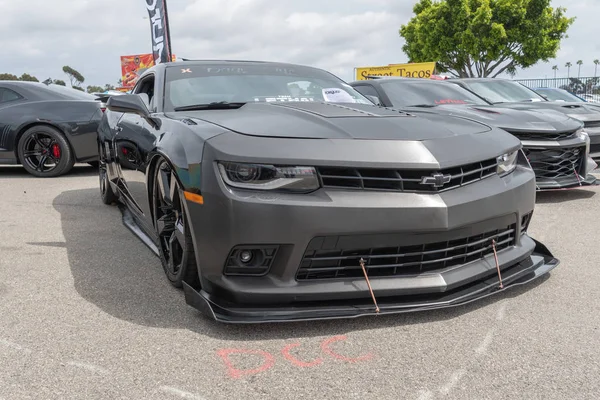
<box><xmin>355</xmin><ymin>62</ymin><xmax>437</xmax><ymax>80</ymax></box>
<box><xmin>146</xmin><ymin>0</ymin><xmax>173</xmax><ymax>65</ymax></box>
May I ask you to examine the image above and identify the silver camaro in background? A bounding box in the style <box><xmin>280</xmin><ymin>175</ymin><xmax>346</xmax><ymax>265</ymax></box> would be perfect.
<box><xmin>350</xmin><ymin>77</ymin><xmax>598</xmax><ymax>191</ymax></box>
<box><xmin>98</xmin><ymin>60</ymin><xmax>559</xmax><ymax>323</ymax></box>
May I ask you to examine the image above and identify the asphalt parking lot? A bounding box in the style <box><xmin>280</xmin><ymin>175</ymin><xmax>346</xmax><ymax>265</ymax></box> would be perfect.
<box><xmin>1</xmin><ymin>165</ymin><xmax>599</xmax><ymax>400</ymax></box>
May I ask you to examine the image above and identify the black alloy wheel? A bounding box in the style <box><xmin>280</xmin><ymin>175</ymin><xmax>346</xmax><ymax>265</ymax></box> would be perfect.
<box><xmin>152</xmin><ymin>159</ymin><xmax>200</xmax><ymax>289</ymax></box>
<box><xmin>17</xmin><ymin>125</ymin><xmax>75</xmax><ymax>177</ymax></box>
<box><xmin>98</xmin><ymin>144</ymin><xmax>118</xmax><ymax>205</ymax></box>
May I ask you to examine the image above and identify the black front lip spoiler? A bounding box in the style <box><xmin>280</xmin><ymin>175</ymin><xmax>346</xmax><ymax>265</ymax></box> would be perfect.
<box><xmin>536</xmin><ymin>173</ymin><xmax>598</xmax><ymax>191</ymax></box>
<box><xmin>183</xmin><ymin>239</ymin><xmax>559</xmax><ymax>324</ymax></box>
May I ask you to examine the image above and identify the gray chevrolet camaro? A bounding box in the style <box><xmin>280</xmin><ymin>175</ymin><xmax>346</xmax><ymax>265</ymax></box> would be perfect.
<box><xmin>450</xmin><ymin>78</ymin><xmax>600</xmax><ymax>163</ymax></box>
<box><xmin>349</xmin><ymin>77</ymin><xmax>598</xmax><ymax>190</ymax></box>
<box><xmin>98</xmin><ymin>60</ymin><xmax>559</xmax><ymax>323</ymax></box>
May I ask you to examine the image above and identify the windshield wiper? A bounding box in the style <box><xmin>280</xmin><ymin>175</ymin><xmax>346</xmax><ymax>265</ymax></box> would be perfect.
<box><xmin>406</xmin><ymin>104</ymin><xmax>438</xmax><ymax>108</ymax></box>
<box><xmin>174</xmin><ymin>101</ymin><xmax>246</xmax><ymax>111</ymax></box>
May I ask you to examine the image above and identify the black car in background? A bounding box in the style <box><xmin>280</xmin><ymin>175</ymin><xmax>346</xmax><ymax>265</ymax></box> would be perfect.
<box><xmin>350</xmin><ymin>77</ymin><xmax>597</xmax><ymax>190</ymax></box>
<box><xmin>0</xmin><ymin>81</ymin><xmax>102</xmax><ymax>177</ymax></box>
<box><xmin>449</xmin><ymin>78</ymin><xmax>600</xmax><ymax>163</ymax></box>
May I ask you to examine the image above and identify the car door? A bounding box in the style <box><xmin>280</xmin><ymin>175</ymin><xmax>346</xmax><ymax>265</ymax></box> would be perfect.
<box><xmin>113</xmin><ymin>75</ymin><xmax>159</xmax><ymax>230</ymax></box>
<box><xmin>0</xmin><ymin>87</ymin><xmax>26</xmax><ymax>159</ymax></box>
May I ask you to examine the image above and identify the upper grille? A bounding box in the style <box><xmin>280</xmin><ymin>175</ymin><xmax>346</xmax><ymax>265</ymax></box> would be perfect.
<box><xmin>523</xmin><ymin>147</ymin><xmax>584</xmax><ymax>180</ymax></box>
<box><xmin>317</xmin><ymin>158</ymin><xmax>497</xmax><ymax>193</ymax></box>
<box><xmin>297</xmin><ymin>224</ymin><xmax>517</xmax><ymax>281</ymax></box>
<box><xmin>584</xmin><ymin>121</ymin><xmax>600</xmax><ymax>129</ymax></box>
<box><xmin>508</xmin><ymin>130</ymin><xmax>577</xmax><ymax>141</ymax></box>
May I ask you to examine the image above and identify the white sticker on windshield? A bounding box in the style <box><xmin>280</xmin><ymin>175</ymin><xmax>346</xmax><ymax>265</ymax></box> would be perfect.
<box><xmin>322</xmin><ymin>88</ymin><xmax>355</xmax><ymax>103</ymax></box>
<box><xmin>255</xmin><ymin>96</ymin><xmax>315</xmax><ymax>103</ymax></box>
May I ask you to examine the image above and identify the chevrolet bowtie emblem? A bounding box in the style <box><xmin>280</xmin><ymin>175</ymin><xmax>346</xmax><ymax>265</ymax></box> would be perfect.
<box><xmin>420</xmin><ymin>172</ymin><xmax>452</xmax><ymax>188</ymax></box>
<box><xmin>181</xmin><ymin>68</ymin><xmax>192</xmax><ymax>73</ymax></box>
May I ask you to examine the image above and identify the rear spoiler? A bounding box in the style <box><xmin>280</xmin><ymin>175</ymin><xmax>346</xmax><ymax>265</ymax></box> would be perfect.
<box><xmin>95</xmin><ymin>94</ymin><xmax>112</xmax><ymax>103</ymax></box>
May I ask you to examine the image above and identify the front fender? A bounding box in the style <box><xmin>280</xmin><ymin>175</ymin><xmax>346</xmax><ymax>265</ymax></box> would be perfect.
<box><xmin>150</xmin><ymin>118</ymin><xmax>229</xmax><ymax>192</ymax></box>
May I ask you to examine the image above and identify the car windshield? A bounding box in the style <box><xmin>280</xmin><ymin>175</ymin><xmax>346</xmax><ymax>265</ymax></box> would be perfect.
<box><xmin>463</xmin><ymin>80</ymin><xmax>547</xmax><ymax>103</ymax></box>
<box><xmin>535</xmin><ymin>88</ymin><xmax>584</xmax><ymax>102</ymax></box>
<box><xmin>379</xmin><ymin>80</ymin><xmax>488</xmax><ymax>107</ymax></box>
<box><xmin>164</xmin><ymin>64</ymin><xmax>372</xmax><ymax>111</ymax></box>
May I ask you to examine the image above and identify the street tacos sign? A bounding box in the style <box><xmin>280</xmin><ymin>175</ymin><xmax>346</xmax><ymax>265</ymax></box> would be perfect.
<box><xmin>355</xmin><ymin>62</ymin><xmax>437</xmax><ymax>80</ymax></box>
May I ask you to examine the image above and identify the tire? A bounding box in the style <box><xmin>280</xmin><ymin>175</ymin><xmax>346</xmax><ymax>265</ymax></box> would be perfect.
<box><xmin>152</xmin><ymin>158</ymin><xmax>200</xmax><ymax>289</ymax></box>
<box><xmin>98</xmin><ymin>145</ymin><xmax>118</xmax><ymax>205</ymax></box>
<box><xmin>88</xmin><ymin>161</ymin><xmax>99</xmax><ymax>168</ymax></box>
<box><xmin>17</xmin><ymin>125</ymin><xmax>75</xmax><ymax>177</ymax></box>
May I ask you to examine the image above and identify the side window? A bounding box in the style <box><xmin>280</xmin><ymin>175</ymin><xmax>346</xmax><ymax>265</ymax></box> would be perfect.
<box><xmin>134</xmin><ymin>76</ymin><xmax>156</xmax><ymax>111</ymax></box>
<box><xmin>353</xmin><ymin>85</ymin><xmax>380</xmax><ymax>99</ymax></box>
<box><xmin>0</xmin><ymin>88</ymin><xmax>23</xmax><ymax>104</ymax></box>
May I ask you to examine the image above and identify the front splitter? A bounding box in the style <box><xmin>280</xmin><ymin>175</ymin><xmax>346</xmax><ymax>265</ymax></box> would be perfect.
<box><xmin>536</xmin><ymin>173</ymin><xmax>599</xmax><ymax>191</ymax></box>
<box><xmin>183</xmin><ymin>242</ymin><xmax>559</xmax><ymax>324</ymax></box>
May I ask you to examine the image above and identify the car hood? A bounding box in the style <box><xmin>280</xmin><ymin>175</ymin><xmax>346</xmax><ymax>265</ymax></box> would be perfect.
<box><xmin>489</xmin><ymin>101</ymin><xmax>600</xmax><ymax>123</ymax></box>
<box><xmin>401</xmin><ymin>104</ymin><xmax>582</xmax><ymax>133</ymax></box>
<box><xmin>165</xmin><ymin>101</ymin><xmax>494</xmax><ymax>140</ymax></box>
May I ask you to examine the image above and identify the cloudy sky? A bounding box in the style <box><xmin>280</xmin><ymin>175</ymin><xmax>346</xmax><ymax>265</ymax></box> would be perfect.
<box><xmin>1</xmin><ymin>0</ymin><xmax>598</xmax><ymax>87</ymax></box>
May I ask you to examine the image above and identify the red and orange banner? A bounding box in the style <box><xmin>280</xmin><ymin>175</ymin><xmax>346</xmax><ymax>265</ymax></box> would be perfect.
<box><xmin>120</xmin><ymin>53</ymin><xmax>176</xmax><ymax>88</ymax></box>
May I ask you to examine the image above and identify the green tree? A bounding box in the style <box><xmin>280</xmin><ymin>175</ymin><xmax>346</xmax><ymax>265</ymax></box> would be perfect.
<box><xmin>565</xmin><ymin>61</ymin><xmax>572</xmax><ymax>77</ymax></box>
<box><xmin>53</xmin><ymin>79</ymin><xmax>66</xmax><ymax>86</ymax></box>
<box><xmin>72</xmin><ymin>86</ymin><xmax>84</xmax><ymax>91</ymax></box>
<box><xmin>104</xmin><ymin>84</ymin><xmax>116</xmax><ymax>91</ymax></box>
<box><xmin>595</xmin><ymin>59</ymin><xmax>599</xmax><ymax>78</ymax></box>
<box><xmin>576</xmin><ymin>60</ymin><xmax>583</xmax><ymax>78</ymax></box>
<box><xmin>62</xmin><ymin>66</ymin><xmax>85</xmax><ymax>87</ymax></box>
<box><xmin>86</xmin><ymin>85</ymin><xmax>104</xmax><ymax>94</ymax></box>
<box><xmin>0</xmin><ymin>73</ymin><xmax>19</xmax><ymax>81</ymax></box>
<box><xmin>399</xmin><ymin>0</ymin><xmax>575</xmax><ymax>78</ymax></box>
<box><xmin>19</xmin><ymin>73</ymin><xmax>39</xmax><ymax>82</ymax></box>
<box><xmin>552</xmin><ymin>65</ymin><xmax>558</xmax><ymax>79</ymax></box>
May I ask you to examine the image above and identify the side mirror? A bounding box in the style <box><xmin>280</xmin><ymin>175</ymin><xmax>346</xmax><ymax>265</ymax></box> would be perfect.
<box><xmin>106</xmin><ymin>94</ymin><xmax>161</xmax><ymax>129</ymax></box>
<box><xmin>365</xmin><ymin>95</ymin><xmax>382</xmax><ymax>106</ymax></box>
<box><xmin>106</xmin><ymin>94</ymin><xmax>150</xmax><ymax>117</ymax></box>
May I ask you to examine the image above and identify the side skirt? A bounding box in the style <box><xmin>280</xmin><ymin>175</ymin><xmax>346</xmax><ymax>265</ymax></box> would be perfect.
<box><xmin>118</xmin><ymin>204</ymin><xmax>160</xmax><ymax>257</ymax></box>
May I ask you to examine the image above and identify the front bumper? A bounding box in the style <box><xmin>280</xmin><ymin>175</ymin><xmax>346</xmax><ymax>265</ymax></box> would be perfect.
<box><xmin>521</xmin><ymin>136</ymin><xmax>598</xmax><ymax>190</ymax></box>
<box><xmin>177</xmin><ymin>136</ymin><xmax>549</xmax><ymax>322</ymax></box>
<box><xmin>183</xmin><ymin>238</ymin><xmax>558</xmax><ymax>323</ymax></box>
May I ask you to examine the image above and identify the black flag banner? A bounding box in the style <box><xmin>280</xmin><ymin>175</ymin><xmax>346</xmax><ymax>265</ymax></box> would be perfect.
<box><xmin>146</xmin><ymin>0</ymin><xmax>173</xmax><ymax>64</ymax></box>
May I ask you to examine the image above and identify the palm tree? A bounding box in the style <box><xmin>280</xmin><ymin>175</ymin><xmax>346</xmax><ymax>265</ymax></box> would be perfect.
<box><xmin>552</xmin><ymin>65</ymin><xmax>559</xmax><ymax>79</ymax></box>
<box><xmin>577</xmin><ymin>60</ymin><xmax>583</xmax><ymax>78</ymax></box>
<box><xmin>595</xmin><ymin>59</ymin><xmax>599</xmax><ymax>78</ymax></box>
<box><xmin>565</xmin><ymin>62</ymin><xmax>572</xmax><ymax>78</ymax></box>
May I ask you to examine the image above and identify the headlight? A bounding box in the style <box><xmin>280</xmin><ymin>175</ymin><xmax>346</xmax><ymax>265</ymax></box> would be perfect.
<box><xmin>497</xmin><ymin>150</ymin><xmax>518</xmax><ymax>177</ymax></box>
<box><xmin>576</xmin><ymin>127</ymin><xmax>590</xmax><ymax>142</ymax></box>
<box><xmin>217</xmin><ymin>162</ymin><xmax>320</xmax><ymax>192</ymax></box>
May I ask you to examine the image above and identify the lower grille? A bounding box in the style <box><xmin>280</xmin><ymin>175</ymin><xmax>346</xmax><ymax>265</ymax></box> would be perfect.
<box><xmin>524</xmin><ymin>147</ymin><xmax>584</xmax><ymax>180</ymax></box>
<box><xmin>297</xmin><ymin>224</ymin><xmax>517</xmax><ymax>281</ymax></box>
<box><xmin>508</xmin><ymin>130</ymin><xmax>577</xmax><ymax>141</ymax></box>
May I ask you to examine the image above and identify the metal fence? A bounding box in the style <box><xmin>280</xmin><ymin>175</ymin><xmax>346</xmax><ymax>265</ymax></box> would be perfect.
<box><xmin>514</xmin><ymin>76</ymin><xmax>600</xmax><ymax>98</ymax></box>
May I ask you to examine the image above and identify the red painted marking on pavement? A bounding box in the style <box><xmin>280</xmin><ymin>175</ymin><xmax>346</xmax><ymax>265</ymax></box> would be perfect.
<box><xmin>281</xmin><ymin>343</ymin><xmax>323</xmax><ymax>368</ymax></box>
<box><xmin>320</xmin><ymin>335</ymin><xmax>374</xmax><ymax>363</ymax></box>
<box><xmin>216</xmin><ymin>348</ymin><xmax>276</xmax><ymax>379</ymax></box>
